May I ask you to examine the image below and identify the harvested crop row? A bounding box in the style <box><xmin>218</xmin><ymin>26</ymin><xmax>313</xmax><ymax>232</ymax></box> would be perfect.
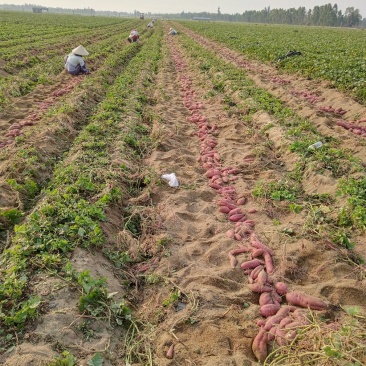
<box><xmin>178</xmin><ymin>20</ymin><xmax>366</xmax><ymax>105</ymax></box>
<box><xmin>168</xmin><ymin>32</ymin><xmax>336</xmax><ymax>364</ymax></box>
<box><xmin>164</xmin><ymin>25</ymin><xmax>366</xmax><ymax>359</ymax></box>
<box><xmin>176</xmin><ymin>23</ymin><xmax>366</xmax><ymax>153</ymax></box>
<box><xmin>176</xmin><ymin>27</ymin><xmax>366</xmax><ymax>258</ymax></box>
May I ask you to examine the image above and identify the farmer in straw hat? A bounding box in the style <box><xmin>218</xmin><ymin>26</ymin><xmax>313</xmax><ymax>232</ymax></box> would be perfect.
<box><xmin>64</xmin><ymin>45</ymin><xmax>90</xmax><ymax>75</ymax></box>
<box><xmin>168</xmin><ymin>27</ymin><xmax>177</xmax><ymax>35</ymax></box>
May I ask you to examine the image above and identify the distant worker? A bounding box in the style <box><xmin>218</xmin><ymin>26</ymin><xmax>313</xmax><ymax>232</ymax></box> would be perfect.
<box><xmin>128</xmin><ymin>29</ymin><xmax>140</xmax><ymax>43</ymax></box>
<box><xmin>64</xmin><ymin>45</ymin><xmax>89</xmax><ymax>75</ymax></box>
<box><xmin>147</xmin><ymin>21</ymin><xmax>154</xmax><ymax>28</ymax></box>
<box><xmin>168</xmin><ymin>27</ymin><xmax>178</xmax><ymax>35</ymax></box>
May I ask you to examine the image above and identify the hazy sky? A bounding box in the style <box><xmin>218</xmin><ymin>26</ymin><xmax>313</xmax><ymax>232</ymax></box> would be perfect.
<box><xmin>2</xmin><ymin>1</ymin><xmax>366</xmax><ymax>17</ymax></box>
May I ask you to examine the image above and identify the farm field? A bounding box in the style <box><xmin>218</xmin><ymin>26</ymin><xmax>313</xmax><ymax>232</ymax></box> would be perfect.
<box><xmin>0</xmin><ymin>12</ymin><xmax>366</xmax><ymax>366</ymax></box>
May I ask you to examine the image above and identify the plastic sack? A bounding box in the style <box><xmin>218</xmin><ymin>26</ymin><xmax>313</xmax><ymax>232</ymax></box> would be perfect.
<box><xmin>161</xmin><ymin>173</ymin><xmax>179</xmax><ymax>187</ymax></box>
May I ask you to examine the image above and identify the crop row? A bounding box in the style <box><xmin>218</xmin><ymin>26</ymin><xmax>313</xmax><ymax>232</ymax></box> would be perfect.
<box><xmin>0</xmin><ymin>20</ymin><xmax>147</xmax><ymax>108</ymax></box>
<box><xmin>177</xmin><ymin>30</ymin><xmax>366</xmax><ymax>256</ymax></box>
<box><xmin>0</xmin><ymin>27</ymin><xmax>162</xmax><ymax>354</ymax></box>
<box><xmin>170</xmin><ymin>27</ymin><xmax>366</xmax><ymax>364</ymax></box>
<box><xmin>0</xmin><ymin>11</ymin><xmax>125</xmax><ymax>45</ymax></box>
<box><xmin>0</xmin><ymin>27</ymin><xmax>156</xmax><ymax>246</ymax></box>
<box><xmin>179</xmin><ymin>21</ymin><xmax>366</xmax><ymax>104</ymax></box>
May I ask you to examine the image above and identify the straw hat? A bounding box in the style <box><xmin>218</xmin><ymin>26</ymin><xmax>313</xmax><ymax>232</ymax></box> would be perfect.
<box><xmin>169</xmin><ymin>27</ymin><xmax>173</xmax><ymax>30</ymax></box>
<box><xmin>72</xmin><ymin>45</ymin><xmax>89</xmax><ymax>56</ymax></box>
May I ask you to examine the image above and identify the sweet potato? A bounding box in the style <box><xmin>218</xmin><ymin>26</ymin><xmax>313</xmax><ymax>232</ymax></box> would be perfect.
<box><xmin>209</xmin><ymin>182</ymin><xmax>222</xmax><ymax>190</ymax></box>
<box><xmin>230</xmin><ymin>246</ymin><xmax>251</xmax><ymax>255</ymax></box>
<box><xmin>285</xmin><ymin>291</ymin><xmax>329</xmax><ymax>310</ymax></box>
<box><xmin>271</xmin><ymin>291</ymin><xmax>283</xmax><ymax>304</ymax></box>
<box><xmin>226</xmin><ymin>229</ymin><xmax>234</xmax><ymax>239</ymax></box>
<box><xmin>240</xmin><ymin>259</ymin><xmax>263</xmax><ymax>270</ymax></box>
<box><xmin>263</xmin><ymin>252</ymin><xmax>274</xmax><ymax>274</ymax></box>
<box><xmin>251</xmin><ymin>248</ymin><xmax>265</xmax><ymax>258</ymax></box>
<box><xmin>250</xmin><ymin>265</ymin><xmax>264</xmax><ymax>281</ymax></box>
<box><xmin>260</xmin><ymin>303</ymin><xmax>281</xmax><ymax>317</ymax></box>
<box><xmin>250</xmin><ymin>233</ymin><xmax>274</xmax><ymax>255</ymax></box>
<box><xmin>229</xmin><ymin>207</ymin><xmax>243</xmax><ymax>216</ymax></box>
<box><xmin>247</xmin><ymin>283</ymin><xmax>273</xmax><ymax>293</ymax></box>
<box><xmin>274</xmin><ymin>282</ymin><xmax>288</xmax><ymax>295</ymax></box>
<box><xmin>263</xmin><ymin>306</ymin><xmax>293</xmax><ymax>331</ymax></box>
<box><xmin>166</xmin><ymin>343</ymin><xmax>175</xmax><ymax>359</ymax></box>
<box><xmin>251</xmin><ymin>329</ymin><xmax>268</xmax><ymax>362</ymax></box>
<box><xmin>234</xmin><ymin>233</ymin><xmax>242</xmax><ymax>241</ymax></box>
<box><xmin>259</xmin><ymin>292</ymin><xmax>274</xmax><ymax>306</ymax></box>
<box><xmin>219</xmin><ymin>207</ymin><xmax>231</xmax><ymax>214</ymax></box>
<box><xmin>284</xmin><ymin>321</ymin><xmax>302</xmax><ymax>329</ymax></box>
<box><xmin>237</xmin><ymin>197</ymin><xmax>246</xmax><ymax>205</ymax></box>
<box><xmin>229</xmin><ymin>213</ymin><xmax>246</xmax><ymax>222</ymax></box>
<box><xmin>256</xmin><ymin>269</ymin><xmax>268</xmax><ymax>286</ymax></box>
<box><xmin>274</xmin><ymin>328</ymin><xmax>287</xmax><ymax>346</ymax></box>
<box><xmin>278</xmin><ymin>316</ymin><xmax>293</xmax><ymax>329</ymax></box>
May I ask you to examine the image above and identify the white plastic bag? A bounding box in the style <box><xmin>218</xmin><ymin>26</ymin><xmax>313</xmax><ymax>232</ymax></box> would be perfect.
<box><xmin>161</xmin><ymin>173</ymin><xmax>179</xmax><ymax>187</ymax></box>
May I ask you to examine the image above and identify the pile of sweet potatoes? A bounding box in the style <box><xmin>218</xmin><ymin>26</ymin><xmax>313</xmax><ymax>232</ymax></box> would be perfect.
<box><xmin>229</xmin><ymin>233</ymin><xmax>329</xmax><ymax>361</ymax></box>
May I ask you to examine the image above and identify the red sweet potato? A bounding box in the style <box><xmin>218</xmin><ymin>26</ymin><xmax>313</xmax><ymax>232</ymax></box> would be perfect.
<box><xmin>251</xmin><ymin>248</ymin><xmax>265</xmax><ymax>258</ymax></box>
<box><xmin>256</xmin><ymin>269</ymin><xmax>268</xmax><ymax>286</ymax></box>
<box><xmin>166</xmin><ymin>343</ymin><xmax>175</xmax><ymax>359</ymax></box>
<box><xmin>226</xmin><ymin>229</ymin><xmax>234</xmax><ymax>239</ymax></box>
<box><xmin>251</xmin><ymin>329</ymin><xmax>268</xmax><ymax>362</ymax></box>
<box><xmin>229</xmin><ymin>213</ymin><xmax>245</xmax><ymax>222</ymax></box>
<box><xmin>263</xmin><ymin>306</ymin><xmax>293</xmax><ymax>331</ymax></box>
<box><xmin>240</xmin><ymin>259</ymin><xmax>263</xmax><ymax>270</ymax></box>
<box><xmin>219</xmin><ymin>206</ymin><xmax>231</xmax><ymax>214</ymax></box>
<box><xmin>250</xmin><ymin>265</ymin><xmax>264</xmax><ymax>281</ymax></box>
<box><xmin>274</xmin><ymin>282</ymin><xmax>288</xmax><ymax>295</ymax></box>
<box><xmin>234</xmin><ymin>233</ymin><xmax>242</xmax><ymax>241</ymax></box>
<box><xmin>260</xmin><ymin>303</ymin><xmax>281</xmax><ymax>317</ymax></box>
<box><xmin>263</xmin><ymin>252</ymin><xmax>274</xmax><ymax>274</ymax></box>
<box><xmin>237</xmin><ymin>197</ymin><xmax>246</xmax><ymax>205</ymax></box>
<box><xmin>247</xmin><ymin>283</ymin><xmax>273</xmax><ymax>293</ymax></box>
<box><xmin>229</xmin><ymin>207</ymin><xmax>243</xmax><ymax>216</ymax></box>
<box><xmin>285</xmin><ymin>291</ymin><xmax>329</xmax><ymax>310</ymax></box>
<box><xmin>259</xmin><ymin>292</ymin><xmax>274</xmax><ymax>306</ymax></box>
<box><xmin>250</xmin><ymin>233</ymin><xmax>274</xmax><ymax>255</ymax></box>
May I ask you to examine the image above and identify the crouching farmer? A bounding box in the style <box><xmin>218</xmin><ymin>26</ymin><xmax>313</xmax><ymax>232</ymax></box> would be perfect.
<box><xmin>128</xmin><ymin>29</ymin><xmax>140</xmax><ymax>43</ymax></box>
<box><xmin>64</xmin><ymin>45</ymin><xmax>89</xmax><ymax>75</ymax></box>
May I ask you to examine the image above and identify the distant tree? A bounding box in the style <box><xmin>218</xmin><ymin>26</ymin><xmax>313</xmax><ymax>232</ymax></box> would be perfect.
<box><xmin>344</xmin><ymin>7</ymin><xmax>362</xmax><ymax>27</ymax></box>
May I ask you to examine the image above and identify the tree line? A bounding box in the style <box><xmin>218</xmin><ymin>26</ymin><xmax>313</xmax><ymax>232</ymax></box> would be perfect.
<box><xmin>167</xmin><ymin>4</ymin><xmax>365</xmax><ymax>28</ymax></box>
<box><xmin>0</xmin><ymin>3</ymin><xmax>364</xmax><ymax>28</ymax></box>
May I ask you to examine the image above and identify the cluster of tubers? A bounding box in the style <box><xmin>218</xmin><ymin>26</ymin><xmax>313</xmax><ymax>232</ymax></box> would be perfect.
<box><xmin>290</xmin><ymin>90</ymin><xmax>323</xmax><ymax>104</ymax></box>
<box><xmin>228</xmin><ymin>233</ymin><xmax>329</xmax><ymax>361</ymax></box>
<box><xmin>337</xmin><ymin>118</ymin><xmax>366</xmax><ymax>137</ymax></box>
<box><xmin>0</xmin><ymin>76</ymin><xmax>83</xmax><ymax>148</ymax></box>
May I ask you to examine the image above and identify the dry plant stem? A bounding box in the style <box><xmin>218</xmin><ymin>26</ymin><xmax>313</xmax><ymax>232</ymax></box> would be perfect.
<box><xmin>219</xmin><ymin>304</ymin><xmax>233</xmax><ymax>318</ymax></box>
<box><xmin>170</xmin><ymin>332</ymin><xmax>189</xmax><ymax>350</ymax></box>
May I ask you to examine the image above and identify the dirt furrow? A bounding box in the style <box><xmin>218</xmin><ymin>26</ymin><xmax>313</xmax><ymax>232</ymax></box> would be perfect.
<box><xmin>178</xmin><ymin>24</ymin><xmax>366</xmax><ymax>161</ymax></box>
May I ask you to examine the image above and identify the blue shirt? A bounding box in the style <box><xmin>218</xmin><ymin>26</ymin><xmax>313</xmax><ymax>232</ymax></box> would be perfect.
<box><xmin>65</xmin><ymin>53</ymin><xmax>88</xmax><ymax>74</ymax></box>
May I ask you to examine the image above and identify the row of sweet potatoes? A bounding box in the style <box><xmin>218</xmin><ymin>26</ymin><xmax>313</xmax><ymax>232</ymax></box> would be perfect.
<box><xmin>170</xmin><ymin>39</ymin><xmax>330</xmax><ymax>364</ymax></box>
<box><xmin>0</xmin><ymin>76</ymin><xmax>82</xmax><ymax>148</ymax></box>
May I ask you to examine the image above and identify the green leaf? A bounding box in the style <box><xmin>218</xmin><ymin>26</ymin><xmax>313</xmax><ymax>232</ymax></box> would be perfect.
<box><xmin>87</xmin><ymin>353</ymin><xmax>104</xmax><ymax>366</ymax></box>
